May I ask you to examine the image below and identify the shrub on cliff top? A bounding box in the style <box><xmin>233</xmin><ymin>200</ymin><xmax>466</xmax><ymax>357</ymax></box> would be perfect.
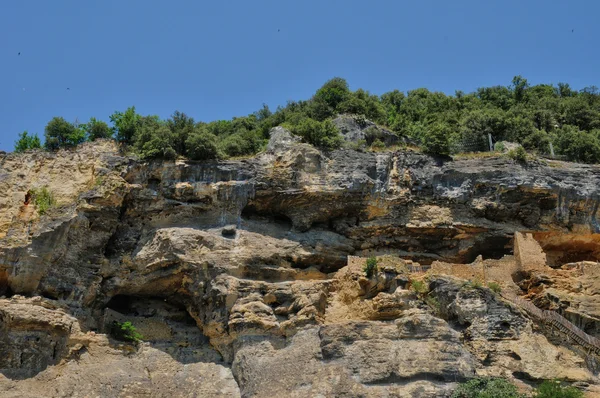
<box><xmin>14</xmin><ymin>131</ymin><xmax>41</xmax><ymax>152</ymax></box>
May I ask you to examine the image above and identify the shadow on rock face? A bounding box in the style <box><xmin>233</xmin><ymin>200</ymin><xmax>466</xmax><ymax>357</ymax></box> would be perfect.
<box><xmin>0</xmin><ymin>298</ymin><xmax>73</xmax><ymax>380</ymax></box>
<box><xmin>102</xmin><ymin>295</ymin><xmax>224</xmax><ymax>365</ymax></box>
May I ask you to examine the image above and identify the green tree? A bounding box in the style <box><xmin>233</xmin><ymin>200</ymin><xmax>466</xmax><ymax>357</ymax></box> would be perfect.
<box><xmin>14</xmin><ymin>131</ymin><xmax>41</xmax><ymax>152</ymax></box>
<box><xmin>291</xmin><ymin>118</ymin><xmax>343</xmax><ymax>150</ymax></box>
<box><xmin>44</xmin><ymin>117</ymin><xmax>85</xmax><ymax>150</ymax></box>
<box><xmin>85</xmin><ymin>117</ymin><xmax>112</xmax><ymax>141</ymax></box>
<box><xmin>186</xmin><ymin>128</ymin><xmax>221</xmax><ymax>160</ymax></box>
<box><xmin>512</xmin><ymin>75</ymin><xmax>530</xmax><ymax>103</ymax></box>
<box><xmin>110</xmin><ymin>106</ymin><xmax>141</xmax><ymax>144</ymax></box>
<box><xmin>167</xmin><ymin>111</ymin><xmax>195</xmax><ymax>155</ymax></box>
<box><xmin>422</xmin><ymin>122</ymin><xmax>452</xmax><ymax>156</ymax></box>
<box><xmin>554</xmin><ymin>125</ymin><xmax>600</xmax><ymax>163</ymax></box>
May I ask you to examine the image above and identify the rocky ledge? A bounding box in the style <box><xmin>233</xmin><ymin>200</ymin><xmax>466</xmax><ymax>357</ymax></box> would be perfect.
<box><xmin>1</xmin><ymin>130</ymin><xmax>600</xmax><ymax>397</ymax></box>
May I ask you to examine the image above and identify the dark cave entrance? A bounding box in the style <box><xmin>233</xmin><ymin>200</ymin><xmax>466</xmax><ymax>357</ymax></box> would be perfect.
<box><xmin>241</xmin><ymin>205</ymin><xmax>293</xmax><ymax>229</ymax></box>
<box><xmin>462</xmin><ymin>235</ymin><xmax>514</xmax><ymax>264</ymax></box>
<box><xmin>105</xmin><ymin>294</ymin><xmax>198</xmax><ymax>326</ymax></box>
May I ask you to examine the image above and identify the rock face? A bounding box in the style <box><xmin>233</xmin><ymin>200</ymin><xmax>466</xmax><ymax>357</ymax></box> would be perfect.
<box><xmin>2</xmin><ymin>133</ymin><xmax>600</xmax><ymax>397</ymax></box>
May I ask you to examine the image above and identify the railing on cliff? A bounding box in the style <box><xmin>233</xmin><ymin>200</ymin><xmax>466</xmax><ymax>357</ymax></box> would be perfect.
<box><xmin>502</xmin><ymin>292</ymin><xmax>600</xmax><ymax>355</ymax></box>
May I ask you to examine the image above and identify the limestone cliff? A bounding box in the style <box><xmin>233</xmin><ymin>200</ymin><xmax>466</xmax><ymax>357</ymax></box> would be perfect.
<box><xmin>2</xmin><ymin>130</ymin><xmax>600</xmax><ymax>397</ymax></box>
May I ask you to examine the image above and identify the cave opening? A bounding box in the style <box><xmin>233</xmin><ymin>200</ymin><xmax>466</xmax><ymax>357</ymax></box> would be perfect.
<box><xmin>241</xmin><ymin>205</ymin><xmax>293</xmax><ymax>229</ymax></box>
<box><xmin>105</xmin><ymin>294</ymin><xmax>197</xmax><ymax>326</ymax></box>
<box><xmin>463</xmin><ymin>235</ymin><xmax>513</xmax><ymax>263</ymax></box>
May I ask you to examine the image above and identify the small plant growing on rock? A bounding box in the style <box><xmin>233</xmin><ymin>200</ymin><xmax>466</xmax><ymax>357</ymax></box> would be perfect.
<box><xmin>533</xmin><ymin>380</ymin><xmax>583</xmax><ymax>398</ymax></box>
<box><xmin>494</xmin><ymin>141</ymin><xmax>506</xmax><ymax>152</ymax></box>
<box><xmin>410</xmin><ymin>279</ymin><xmax>428</xmax><ymax>295</ymax></box>
<box><xmin>462</xmin><ymin>280</ymin><xmax>482</xmax><ymax>290</ymax></box>
<box><xmin>487</xmin><ymin>282</ymin><xmax>502</xmax><ymax>294</ymax></box>
<box><xmin>452</xmin><ymin>377</ymin><xmax>523</xmax><ymax>397</ymax></box>
<box><xmin>110</xmin><ymin>321</ymin><xmax>143</xmax><ymax>343</ymax></box>
<box><xmin>363</xmin><ymin>257</ymin><xmax>378</xmax><ymax>278</ymax></box>
<box><xmin>353</xmin><ymin>114</ymin><xmax>368</xmax><ymax>128</ymax></box>
<box><xmin>507</xmin><ymin>146</ymin><xmax>528</xmax><ymax>163</ymax></box>
<box><xmin>370</xmin><ymin>139</ymin><xmax>386</xmax><ymax>151</ymax></box>
<box><xmin>30</xmin><ymin>187</ymin><xmax>56</xmax><ymax>215</ymax></box>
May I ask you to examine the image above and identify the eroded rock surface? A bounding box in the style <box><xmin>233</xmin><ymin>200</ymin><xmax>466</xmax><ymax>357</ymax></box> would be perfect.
<box><xmin>2</xmin><ymin>134</ymin><xmax>600</xmax><ymax>397</ymax></box>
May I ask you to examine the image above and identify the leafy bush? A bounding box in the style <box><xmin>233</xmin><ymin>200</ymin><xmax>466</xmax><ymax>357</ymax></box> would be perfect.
<box><xmin>110</xmin><ymin>321</ymin><xmax>143</xmax><ymax>343</ymax></box>
<box><xmin>410</xmin><ymin>280</ymin><xmax>428</xmax><ymax>295</ymax></box>
<box><xmin>370</xmin><ymin>139</ymin><xmax>386</xmax><ymax>151</ymax></box>
<box><xmin>494</xmin><ymin>141</ymin><xmax>506</xmax><ymax>152</ymax></box>
<box><xmin>291</xmin><ymin>118</ymin><xmax>343</xmax><ymax>150</ymax></box>
<box><xmin>186</xmin><ymin>130</ymin><xmax>221</xmax><ymax>160</ymax></box>
<box><xmin>167</xmin><ymin>111</ymin><xmax>195</xmax><ymax>155</ymax></box>
<box><xmin>507</xmin><ymin>146</ymin><xmax>528</xmax><ymax>162</ymax></box>
<box><xmin>30</xmin><ymin>187</ymin><xmax>56</xmax><ymax>215</ymax></box>
<box><xmin>533</xmin><ymin>380</ymin><xmax>583</xmax><ymax>398</ymax></box>
<box><xmin>487</xmin><ymin>282</ymin><xmax>502</xmax><ymax>293</ymax></box>
<box><xmin>110</xmin><ymin>106</ymin><xmax>141</xmax><ymax>144</ymax></box>
<box><xmin>554</xmin><ymin>125</ymin><xmax>600</xmax><ymax>163</ymax></box>
<box><xmin>314</xmin><ymin>77</ymin><xmax>351</xmax><ymax>113</ymax></box>
<box><xmin>452</xmin><ymin>377</ymin><xmax>523</xmax><ymax>398</ymax></box>
<box><xmin>14</xmin><ymin>131</ymin><xmax>41</xmax><ymax>152</ymax></box>
<box><xmin>422</xmin><ymin>122</ymin><xmax>452</xmax><ymax>156</ymax></box>
<box><xmin>44</xmin><ymin>117</ymin><xmax>85</xmax><ymax>150</ymax></box>
<box><xmin>85</xmin><ymin>117</ymin><xmax>112</xmax><ymax>141</ymax></box>
<box><xmin>364</xmin><ymin>257</ymin><xmax>378</xmax><ymax>278</ymax></box>
<box><xmin>462</xmin><ymin>280</ymin><xmax>483</xmax><ymax>290</ymax></box>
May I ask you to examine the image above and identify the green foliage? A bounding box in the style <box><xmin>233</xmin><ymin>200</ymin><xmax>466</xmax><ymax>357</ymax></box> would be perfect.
<box><xmin>291</xmin><ymin>118</ymin><xmax>343</xmax><ymax>150</ymax></box>
<box><xmin>533</xmin><ymin>380</ymin><xmax>583</xmax><ymax>398</ymax></box>
<box><xmin>494</xmin><ymin>142</ymin><xmax>506</xmax><ymax>152</ymax></box>
<box><xmin>83</xmin><ymin>117</ymin><xmax>112</xmax><ymax>141</ymax></box>
<box><xmin>30</xmin><ymin>187</ymin><xmax>56</xmax><ymax>215</ymax></box>
<box><xmin>186</xmin><ymin>130</ymin><xmax>221</xmax><ymax>160</ymax></box>
<box><xmin>14</xmin><ymin>131</ymin><xmax>41</xmax><ymax>152</ymax></box>
<box><xmin>167</xmin><ymin>111</ymin><xmax>195</xmax><ymax>156</ymax></box>
<box><xmin>462</xmin><ymin>280</ymin><xmax>483</xmax><ymax>290</ymax></box>
<box><xmin>44</xmin><ymin>117</ymin><xmax>85</xmax><ymax>150</ymax></box>
<box><xmin>110</xmin><ymin>321</ymin><xmax>143</xmax><ymax>343</ymax></box>
<box><xmin>313</xmin><ymin>77</ymin><xmax>351</xmax><ymax>119</ymax></box>
<box><xmin>363</xmin><ymin>257</ymin><xmax>378</xmax><ymax>278</ymax></box>
<box><xmin>452</xmin><ymin>378</ymin><xmax>523</xmax><ymax>398</ymax></box>
<box><xmin>110</xmin><ymin>106</ymin><xmax>141</xmax><ymax>144</ymax></box>
<box><xmin>411</xmin><ymin>280</ymin><xmax>428</xmax><ymax>295</ymax></box>
<box><xmin>487</xmin><ymin>282</ymin><xmax>502</xmax><ymax>293</ymax></box>
<box><xmin>370</xmin><ymin>139</ymin><xmax>386</xmax><ymax>151</ymax></box>
<box><xmin>554</xmin><ymin>125</ymin><xmax>600</xmax><ymax>163</ymax></box>
<box><xmin>422</xmin><ymin>122</ymin><xmax>452</xmax><ymax>156</ymax></box>
<box><xmin>507</xmin><ymin>146</ymin><xmax>528</xmax><ymax>163</ymax></box>
<box><xmin>19</xmin><ymin>76</ymin><xmax>600</xmax><ymax>164</ymax></box>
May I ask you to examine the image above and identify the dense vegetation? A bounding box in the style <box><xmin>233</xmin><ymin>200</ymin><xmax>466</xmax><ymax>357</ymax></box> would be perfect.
<box><xmin>452</xmin><ymin>378</ymin><xmax>583</xmax><ymax>398</ymax></box>
<box><xmin>14</xmin><ymin>77</ymin><xmax>600</xmax><ymax>163</ymax></box>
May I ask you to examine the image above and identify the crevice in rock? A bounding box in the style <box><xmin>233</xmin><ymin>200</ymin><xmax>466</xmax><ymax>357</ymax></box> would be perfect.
<box><xmin>363</xmin><ymin>372</ymin><xmax>463</xmax><ymax>385</ymax></box>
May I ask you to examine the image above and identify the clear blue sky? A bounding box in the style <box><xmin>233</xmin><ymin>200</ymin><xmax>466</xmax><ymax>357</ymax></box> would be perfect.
<box><xmin>1</xmin><ymin>0</ymin><xmax>598</xmax><ymax>151</ymax></box>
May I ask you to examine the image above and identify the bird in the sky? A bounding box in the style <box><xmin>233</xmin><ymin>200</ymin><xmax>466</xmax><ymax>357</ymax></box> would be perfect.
<box><xmin>18</xmin><ymin>52</ymin><xmax>20</xmax><ymax>56</ymax></box>
<box><xmin>67</xmin><ymin>88</ymin><xmax>70</xmax><ymax>90</ymax></box>
<box><xmin>572</xmin><ymin>29</ymin><xmax>574</xmax><ymax>33</ymax></box>
<box><xmin>278</xmin><ymin>29</ymin><xmax>280</xmax><ymax>32</ymax></box>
